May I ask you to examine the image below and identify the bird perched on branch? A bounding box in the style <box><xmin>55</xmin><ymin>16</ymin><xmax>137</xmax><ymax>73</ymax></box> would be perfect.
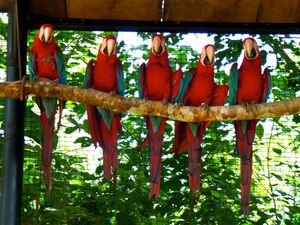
<box><xmin>29</xmin><ymin>24</ymin><xmax>67</xmax><ymax>195</ymax></box>
<box><xmin>170</xmin><ymin>44</ymin><xmax>228</xmax><ymax>194</ymax></box>
<box><xmin>85</xmin><ymin>35</ymin><xmax>124</xmax><ymax>186</ymax></box>
<box><xmin>138</xmin><ymin>34</ymin><xmax>183</xmax><ymax>198</ymax></box>
<box><xmin>229</xmin><ymin>37</ymin><xmax>271</xmax><ymax>215</ymax></box>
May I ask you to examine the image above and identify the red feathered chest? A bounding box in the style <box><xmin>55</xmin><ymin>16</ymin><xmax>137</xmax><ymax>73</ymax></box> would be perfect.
<box><xmin>31</xmin><ymin>39</ymin><xmax>59</xmax><ymax>80</ymax></box>
<box><xmin>185</xmin><ymin>63</ymin><xmax>215</xmax><ymax>106</ymax></box>
<box><xmin>237</xmin><ymin>57</ymin><xmax>263</xmax><ymax>103</ymax></box>
<box><xmin>145</xmin><ymin>54</ymin><xmax>172</xmax><ymax>101</ymax></box>
<box><xmin>93</xmin><ymin>54</ymin><xmax>118</xmax><ymax>93</ymax></box>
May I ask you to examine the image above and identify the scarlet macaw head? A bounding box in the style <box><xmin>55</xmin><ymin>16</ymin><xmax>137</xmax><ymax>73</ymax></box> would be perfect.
<box><xmin>38</xmin><ymin>24</ymin><xmax>54</xmax><ymax>44</ymax></box>
<box><xmin>151</xmin><ymin>34</ymin><xmax>166</xmax><ymax>56</ymax></box>
<box><xmin>243</xmin><ymin>37</ymin><xmax>259</xmax><ymax>60</ymax></box>
<box><xmin>200</xmin><ymin>44</ymin><xmax>215</xmax><ymax>66</ymax></box>
<box><xmin>100</xmin><ymin>35</ymin><xmax>117</xmax><ymax>57</ymax></box>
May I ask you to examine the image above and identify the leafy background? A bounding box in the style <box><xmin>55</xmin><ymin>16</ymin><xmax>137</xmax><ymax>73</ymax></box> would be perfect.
<box><xmin>0</xmin><ymin>13</ymin><xmax>299</xmax><ymax>224</ymax></box>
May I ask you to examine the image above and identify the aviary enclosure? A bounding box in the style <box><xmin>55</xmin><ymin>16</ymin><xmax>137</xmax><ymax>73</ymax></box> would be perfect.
<box><xmin>0</xmin><ymin>1</ymin><xmax>299</xmax><ymax>225</ymax></box>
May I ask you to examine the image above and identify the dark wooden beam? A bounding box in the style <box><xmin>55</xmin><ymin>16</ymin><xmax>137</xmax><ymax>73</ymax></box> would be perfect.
<box><xmin>26</xmin><ymin>14</ymin><xmax>300</xmax><ymax>34</ymax></box>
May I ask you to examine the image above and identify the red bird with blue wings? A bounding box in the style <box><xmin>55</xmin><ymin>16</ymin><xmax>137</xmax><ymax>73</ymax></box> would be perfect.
<box><xmin>229</xmin><ymin>37</ymin><xmax>271</xmax><ymax>215</ymax></box>
<box><xmin>138</xmin><ymin>34</ymin><xmax>183</xmax><ymax>198</ymax></box>
<box><xmin>29</xmin><ymin>24</ymin><xmax>67</xmax><ymax>195</ymax></box>
<box><xmin>171</xmin><ymin>44</ymin><xmax>228</xmax><ymax>194</ymax></box>
<box><xmin>85</xmin><ymin>35</ymin><xmax>124</xmax><ymax>186</ymax></box>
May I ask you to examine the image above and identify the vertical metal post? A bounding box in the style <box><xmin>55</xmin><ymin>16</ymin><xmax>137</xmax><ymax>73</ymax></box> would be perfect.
<box><xmin>0</xmin><ymin>1</ymin><xmax>26</xmax><ymax>224</ymax></box>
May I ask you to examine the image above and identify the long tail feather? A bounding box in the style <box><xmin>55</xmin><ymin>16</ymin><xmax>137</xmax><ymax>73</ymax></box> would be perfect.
<box><xmin>170</xmin><ymin>121</ymin><xmax>187</xmax><ymax>155</ymax></box>
<box><xmin>241</xmin><ymin>144</ymin><xmax>252</xmax><ymax>216</ymax></box>
<box><xmin>87</xmin><ymin>105</ymin><xmax>101</xmax><ymax>147</ymax></box>
<box><xmin>186</xmin><ymin>123</ymin><xmax>203</xmax><ymax>194</ymax></box>
<box><xmin>148</xmin><ymin>117</ymin><xmax>167</xmax><ymax>199</ymax></box>
<box><xmin>41</xmin><ymin>110</ymin><xmax>55</xmax><ymax>196</ymax></box>
<box><xmin>237</xmin><ymin>120</ymin><xmax>256</xmax><ymax>216</ymax></box>
<box><xmin>100</xmin><ymin>116</ymin><xmax>118</xmax><ymax>186</ymax></box>
<box><xmin>56</xmin><ymin>99</ymin><xmax>64</xmax><ymax>131</ymax></box>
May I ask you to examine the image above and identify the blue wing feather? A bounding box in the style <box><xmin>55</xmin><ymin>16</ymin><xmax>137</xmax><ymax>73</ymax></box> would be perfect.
<box><xmin>266</xmin><ymin>74</ymin><xmax>271</xmax><ymax>102</ymax></box>
<box><xmin>137</xmin><ymin>63</ymin><xmax>146</xmax><ymax>99</ymax></box>
<box><xmin>29</xmin><ymin>53</ymin><xmax>35</xmax><ymax>80</ymax></box>
<box><xmin>84</xmin><ymin>60</ymin><xmax>95</xmax><ymax>88</ymax></box>
<box><xmin>117</xmin><ymin>63</ymin><xmax>125</xmax><ymax>96</ymax></box>
<box><xmin>262</xmin><ymin>67</ymin><xmax>271</xmax><ymax>103</ymax></box>
<box><xmin>55</xmin><ymin>50</ymin><xmax>67</xmax><ymax>85</ymax></box>
<box><xmin>229</xmin><ymin>62</ymin><xmax>238</xmax><ymax>105</ymax></box>
<box><xmin>84</xmin><ymin>65</ymin><xmax>89</xmax><ymax>88</ymax></box>
<box><xmin>174</xmin><ymin>70</ymin><xmax>193</xmax><ymax>104</ymax></box>
<box><xmin>260</xmin><ymin>50</ymin><xmax>267</xmax><ymax>66</ymax></box>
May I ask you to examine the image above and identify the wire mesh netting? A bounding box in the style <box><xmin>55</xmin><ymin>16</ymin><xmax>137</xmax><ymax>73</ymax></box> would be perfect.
<box><xmin>0</xmin><ymin>13</ymin><xmax>300</xmax><ymax>225</ymax></box>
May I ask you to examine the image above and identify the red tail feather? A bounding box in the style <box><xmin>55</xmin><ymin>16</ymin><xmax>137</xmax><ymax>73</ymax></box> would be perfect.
<box><xmin>100</xmin><ymin>116</ymin><xmax>118</xmax><ymax>186</ymax></box>
<box><xmin>186</xmin><ymin>124</ymin><xmax>203</xmax><ymax>194</ymax></box>
<box><xmin>56</xmin><ymin>99</ymin><xmax>64</xmax><ymax>131</ymax></box>
<box><xmin>147</xmin><ymin>117</ymin><xmax>166</xmax><ymax>198</ymax></box>
<box><xmin>138</xmin><ymin>137</ymin><xmax>149</xmax><ymax>152</ymax></box>
<box><xmin>41</xmin><ymin>110</ymin><xmax>55</xmax><ymax>195</ymax></box>
<box><xmin>241</xmin><ymin>143</ymin><xmax>253</xmax><ymax>216</ymax></box>
<box><xmin>236</xmin><ymin>120</ymin><xmax>256</xmax><ymax>215</ymax></box>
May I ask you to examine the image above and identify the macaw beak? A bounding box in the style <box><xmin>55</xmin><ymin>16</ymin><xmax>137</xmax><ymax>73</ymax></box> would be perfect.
<box><xmin>103</xmin><ymin>39</ymin><xmax>115</xmax><ymax>56</ymax></box>
<box><xmin>244</xmin><ymin>39</ymin><xmax>257</xmax><ymax>59</ymax></box>
<box><xmin>41</xmin><ymin>27</ymin><xmax>53</xmax><ymax>43</ymax></box>
<box><xmin>202</xmin><ymin>45</ymin><xmax>215</xmax><ymax>66</ymax></box>
<box><xmin>152</xmin><ymin>36</ymin><xmax>163</xmax><ymax>56</ymax></box>
<box><xmin>205</xmin><ymin>45</ymin><xmax>215</xmax><ymax>65</ymax></box>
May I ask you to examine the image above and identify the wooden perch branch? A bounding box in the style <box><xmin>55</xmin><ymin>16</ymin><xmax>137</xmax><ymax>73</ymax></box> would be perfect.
<box><xmin>0</xmin><ymin>79</ymin><xmax>299</xmax><ymax>122</ymax></box>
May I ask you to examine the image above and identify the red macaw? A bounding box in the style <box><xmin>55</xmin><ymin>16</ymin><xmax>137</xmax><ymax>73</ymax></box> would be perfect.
<box><xmin>85</xmin><ymin>35</ymin><xmax>124</xmax><ymax>186</ymax></box>
<box><xmin>229</xmin><ymin>37</ymin><xmax>271</xmax><ymax>215</ymax></box>
<box><xmin>29</xmin><ymin>24</ymin><xmax>67</xmax><ymax>195</ymax></box>
<box><xmin>171</xmin><ymin>45</ymin><xmax>228</xmax><ymax>194</ymax></box>
<box><xmin>138</xmin><ymin>34</ymin><xmax>183</xmax><ymax>198</ymax></box>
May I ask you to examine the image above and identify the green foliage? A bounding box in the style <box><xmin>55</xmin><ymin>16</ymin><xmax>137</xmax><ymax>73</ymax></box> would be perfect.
<box><xmin>0</xmin><ymin>15</ymin><xmax>8</xmax><ymax>71</ymax></box>
<box><xmin>0</xmin><ymin>16</ymin><xmax>299</xmax><ymax>224</ymax></box>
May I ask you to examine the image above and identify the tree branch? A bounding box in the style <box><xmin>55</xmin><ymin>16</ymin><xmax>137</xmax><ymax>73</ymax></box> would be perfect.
<box><xmin>0</xmin><ymin>78</ymin><xmax>299</xmax><ymax>122</ymax></box>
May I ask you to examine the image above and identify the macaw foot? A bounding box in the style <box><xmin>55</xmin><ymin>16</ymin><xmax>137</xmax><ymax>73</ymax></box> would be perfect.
<box><xmin>143</xmin><ymin>96</ymin><xmax>149</xmax><ymax>101</ymax></box>
<box><xmin>242</xmin><ymin>101</ymin><xmax>258</xmax><ymax>112</ymax></box>
<box><xmin>242</xmin><ymin>100</ymin><xmax>258</xmax><ymax>106</ymax></box>
<box><xmin>199</xmin><ymin>102</ymin><xmax>209</xmax><ymax>110</ymax></box>
<box><xmin>162</xmin><ymin>99</ymin><xmax>169</xmax><ymax>105</ymax></box>
<box><xmin>109</xmin><ymin>91</ymin><xmax>116</xmax><ymax>96</ymax></box>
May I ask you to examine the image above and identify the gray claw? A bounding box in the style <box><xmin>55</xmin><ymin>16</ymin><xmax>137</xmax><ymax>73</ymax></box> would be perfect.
<box><xmin>162</xmin><ymin>99</ymin><xmax>169</xmax><ymax>105</ymax></box>
<box><xmin>200</xmin><ymin>102</ymin><xmax>209</xmax><ymax>109</ymax></box>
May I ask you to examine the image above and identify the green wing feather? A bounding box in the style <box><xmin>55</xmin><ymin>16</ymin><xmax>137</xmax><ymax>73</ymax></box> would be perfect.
<box><xmin>174</xmin><ymin>70</ymin><xmax>193</xmax><ymax>104</ymax></box>
<box><xmin>150</xmin><ymin>116</ymin><xmax>162</xmax><ymax>133</ymax></box>
<box><xmin>188</xmin><ymin>122</ymin><xmax>200</xmax><ymax>138</ymax></box>
<box><xmin>229</xmin><ymin>62</ymin><xmax>238</xmax><ymax>105</ymax></box>
<box><xmin>55</xmin><ymin>50</ymin><xmax>67</xmax><ymax>85</ymax></box>
<box><xmin>97</xmin><ymin>107</ymin><xmax>115</xmax><ymax>130</ymax></box>
<box><xmin>41</xmin><ymin>97</ymin><xmax>57</xmax><ymax>119</ymax></box>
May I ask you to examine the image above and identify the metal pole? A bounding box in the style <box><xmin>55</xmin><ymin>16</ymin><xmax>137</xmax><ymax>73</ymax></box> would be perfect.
<box><xmin>0</xmin><ymin>4</ymin><xmax>26</xmax><ymax>225</ymax></box>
